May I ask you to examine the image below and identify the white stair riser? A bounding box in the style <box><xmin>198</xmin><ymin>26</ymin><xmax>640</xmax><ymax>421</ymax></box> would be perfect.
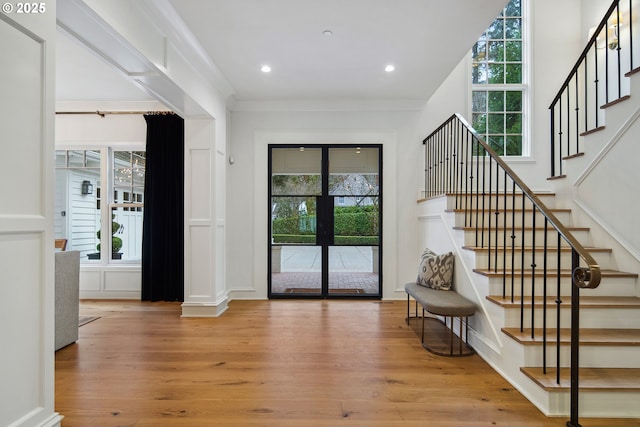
<box><xmin>454</xmin><ymin>210</ymin><xmax>572</xmax><ymax>228</ymax></box>
<box><xmin>543</xmin><ymin>390</ymin><xmax>640</xmax><ymax>418</ymax></box>
<box><xmin>446</xmin><ymin>194</ymin><xmax>557</xmax><ymax>211</ymax></box>
<box><xmin>523</xmin><ymin>344</ymin><xmax>640</xmax><ymax>369</ymax></box>
<box><xmin>501</xmin><ymin>307</ymin><xmax>640</xmax><ymax>329</ymax></box>
<box><xmin>473</xmin><ymin>250</ymin><xmax>611</xmax><ymax>270</ymax></box>
<box><xmin>461</xmin><ymin>228</ymin><xmax>590</xmax><ymax>247</ymax></box>
<box><xmin>487</xmin><ymin>276</ymin><xmax>637</xmax><ymax>298</ymax></box>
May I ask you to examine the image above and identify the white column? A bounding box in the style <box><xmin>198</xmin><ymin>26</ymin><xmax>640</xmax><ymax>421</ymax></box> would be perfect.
<box><xmin>182</xmin><ymin>118</ymin><xmax>229</xmax><ymax>316</ymax></box>
<box><xmin>0</xmin><ymin>3</ymin><xmax>62</xmax><ymax>426</ymax></box>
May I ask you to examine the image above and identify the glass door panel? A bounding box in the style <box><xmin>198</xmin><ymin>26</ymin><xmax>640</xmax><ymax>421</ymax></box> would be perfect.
<box><xmin>269</xmin><ymin>147</ymin><xmax>322</xmax><ymax>296</ymax></box>
<box><xmin>328</xmin><ymin>147</ymin><xmax>381</xmax><ymax>296</ymax></box>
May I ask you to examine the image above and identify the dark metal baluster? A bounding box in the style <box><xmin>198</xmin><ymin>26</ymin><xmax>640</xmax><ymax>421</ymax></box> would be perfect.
<box><xmin>595</xmin><ymin>40</ymin><xmax>600</xmax><ymax>127</ymax></box>
<box><xmin>520</xmin><ymin>194</ymin><xmax>526</xmax><ymax>333</ymax></box>
<box><xmin>465</xmin><ymin>129</ymin><xmax>471</xmax><ymax>227</ymax></box>
<box><xmin>566</xmin><ymin>88</ymin><xmax>571</xmax><ymax>158</ymax></box>
<box><xmin>481</xmin><ymin>149</ymin><xmax>486</xmax><ymax>252</ymax></box>
<box><xmin>494</xmin><ymin>159</ymin><xmax>500</xmax><ymax>273</ymax></box>
<box><xmin>454</xmin><ymin>122</ymin><xmax>460</xmax><ymax>209</ymax></box>
<box><xmin>584</xmin><ymin>56</ymin><xmax>589</xmax><ymax>132</ymax></box>
<box><xmin>488</xmin><ymin>157</ymin><xmax>493</xmax><ymax>265</ymax></box>
<box><xmin>543</xmin><ymin>218</ymin><xmax>549</xmax><ymax>374</ymax></box>
<box><xmin>575</xmin><ymin>73</ymin><xmax>580</xmax><ymax>155</ymax></box>
<box><xmin>616</xmin><ymin>4</ymin><xmax>622</xmax><ymax>100</ymax></box>
<box><xmin>530</xmin><ymin>205</ymin><xmax>537</xmax><ymax>340</ymax></box>
<box><xmin>550</xmin><ymin>105</ymin><xmax>556</xmax><ymax>177</ymax></box>
<box><xmin>606</xmin><ymin>16</ymin><xmax>611</xmax><ymax>104</ymax></box>
<box><xmin>502</xmin><ymin>170</ymin><xmax>508</xmax><ymax>299</ymax></box>
<box><xmin>510</xmin><ymin>181</ymin><xmax>516</xmax><ymax>303</ymax></box>
<box><xmin>559</xmin><ymin>96</ymin><xmax>564</xmax><ymax>176</ymax></box>
<box><xmin>474</xmin><ymin>139</ymin><xmax>479</xmax><ymax>246</ymax></box>
<box><xmin>631</xmin><ymin>0</ymin><xmax>634</xmax><ymax>71</ymax></box>
<box><xmin>568</xmin><ymin>250</ymin><xmax>582</xmax><ymax>427</ymax></box>
<box><xmin>556</xmin><ymin>233</ymin><xmax>562</xmax><ymax>385</ymax></box>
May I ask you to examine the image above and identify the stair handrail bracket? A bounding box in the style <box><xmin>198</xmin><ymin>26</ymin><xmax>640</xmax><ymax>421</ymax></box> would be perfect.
<box><xmin>423</xmin><ymin>112</ymin><xmax>602</xmax><ymax>426</ymax></box>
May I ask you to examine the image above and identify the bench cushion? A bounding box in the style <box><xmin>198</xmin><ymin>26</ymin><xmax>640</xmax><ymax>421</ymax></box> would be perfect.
<box><xmin>405</xmin><ymin>282</ymin><xmax>475</xmax><ymax>317</ymax></box>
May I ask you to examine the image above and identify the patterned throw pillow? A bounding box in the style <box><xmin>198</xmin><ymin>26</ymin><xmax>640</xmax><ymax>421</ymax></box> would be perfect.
<box><xmin>416</xmin><ymin>248</ymin><xmax>454</xmax><ymax>290</ymax></box>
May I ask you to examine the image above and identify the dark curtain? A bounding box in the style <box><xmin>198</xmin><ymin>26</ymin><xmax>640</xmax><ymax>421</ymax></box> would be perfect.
<box><xmin>141</xmin><ymin>113</ymin><xmax>184</xmax><ymax>301</ymax></box>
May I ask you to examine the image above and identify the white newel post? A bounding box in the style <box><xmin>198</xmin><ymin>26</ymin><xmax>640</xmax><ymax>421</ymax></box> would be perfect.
<box><xmin>182</xmin><ymin>118</ymin><xmax>229</xmax><ymax>317</ymax></box>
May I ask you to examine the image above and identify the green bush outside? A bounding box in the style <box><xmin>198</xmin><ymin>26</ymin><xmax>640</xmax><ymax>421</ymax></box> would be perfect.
<box><xmin>272</xmin><ymin>235</ymin><xmax>378</xmax><ymax>245</ymax></box>
<box><xmin>272</xmin><ymin>206</ymin><xmax>379</xmax><ymax>238</ymax></box>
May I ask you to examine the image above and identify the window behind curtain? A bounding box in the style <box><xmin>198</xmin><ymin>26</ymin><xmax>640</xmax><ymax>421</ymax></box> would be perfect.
<box><xmin>471</xmin><ymin>0</ymin><xmax>525</xmax><ymax>156</ymax></box>
<box><xmin>54</xmin><ymin>148</ymin><xmax>145</xmax><ymax>262</ymax></box>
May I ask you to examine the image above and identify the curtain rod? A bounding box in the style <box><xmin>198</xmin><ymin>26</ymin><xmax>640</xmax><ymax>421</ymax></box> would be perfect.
<box><xmin>56</xmin><ymin>111</ymin><xmax>173</xmax><ymax>117</ymax></box>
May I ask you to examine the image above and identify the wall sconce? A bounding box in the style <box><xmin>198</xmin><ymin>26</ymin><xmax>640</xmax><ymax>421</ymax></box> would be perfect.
<box><xmin>589</xmin><ymin>13</ymin><xmax>624</xmax><ymax>50</ymax></box>
<box><xmin>81</xmin><ymin>180</ymin><xmax>93</xmax><ymax>195</ymax></box>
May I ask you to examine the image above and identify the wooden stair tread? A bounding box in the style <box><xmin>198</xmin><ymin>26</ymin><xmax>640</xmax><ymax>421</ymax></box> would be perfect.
<box><xmin>487</xmin><ymin>295</ymin><xmax>640</xmax><ymax>308</ymax></box>
<box><xmin>453</xmin><ymin>226</ymin><xmax>590</xmax><ymax>231</ymax></box>
<box><xmin>463</xmin><ymin>245</ymin><xmax>612</xmax><ymax>253</ymax></box>
<box><xmin>503</xmin><ymin>328</ymin><xmax>640</xmax><ymax>346</ymax></box>
<box><xmin>474</xmin><ymin>268</ymin><xmax>637</xmax><ymax>278</ymax></box>
<box><xmin>521</xmin><ymin>367</ymin><xmax>640</xmax><ymax>391</ymax></box>
<box><xmin>448</xmin><ymin>208</ymin><xmax>571</xmax><ymax>213</ymax></box>
<box><xmin>445</xmin><ymin>192</ymin><xmax>556</xmax><ymax>196</ymax></box>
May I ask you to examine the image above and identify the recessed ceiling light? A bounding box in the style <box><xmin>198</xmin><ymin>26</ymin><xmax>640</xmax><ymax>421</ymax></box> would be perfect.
<box><xmin>261</xmin><ymin>65</ymin><xmax>271</xmax><ymax>73</ymax></box>
<box><xmin>323</xmin><ymin>30</ymin><xmax>333</xmax><ymax>37</ymax></box>
<box><xmin>385</xmin><ymin>64</ymin><xmax>395</xmax><ymax>72</ymax></box>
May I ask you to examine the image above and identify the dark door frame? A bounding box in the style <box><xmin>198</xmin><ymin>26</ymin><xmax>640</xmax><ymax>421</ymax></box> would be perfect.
<box><xmin>267</xmin><ymin>144</ymin><xmax>383</xmax><ymax>299</ymax></box>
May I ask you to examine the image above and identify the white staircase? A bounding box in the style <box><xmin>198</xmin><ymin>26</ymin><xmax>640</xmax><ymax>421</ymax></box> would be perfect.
<box><xmin>433</xmin><ymin>186</ymin><xmax>640</xmax><ymax>418</ymax></box>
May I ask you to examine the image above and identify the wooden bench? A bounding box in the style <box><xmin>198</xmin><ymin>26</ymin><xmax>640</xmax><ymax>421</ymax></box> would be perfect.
<box><xmin>404</xmin><ymin>281</ymin><xmax>475</xmax><ymax>356</ymax></box>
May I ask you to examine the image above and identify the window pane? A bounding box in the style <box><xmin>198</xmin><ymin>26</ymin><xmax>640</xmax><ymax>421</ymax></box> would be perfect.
<box><xmin>505</xmin><ymin>41</ymin><xmax>522</xmax><ymax>61</ymax></box>
<box><xmin>505</xmin><ymin>18</ymin><xmax>522</xmax><ymax>39</ymax></box>
<box><xmin>472</xmin><ymin>63</ymin><xmax>487</xmax><ymax>84</ymax></box>
<box><xmin>271</xmin><ymin>196</ymin><xmax>317</xmax><ymax>244</ymax></box>
<box><xmin>472</xmin><ymin>91</ymin><xmax>487</xmax><ymax>111</ymax></box>
<box><xmin>488</xmin><ymin>64</ymin><xmax>504</xmax><ymax>83</ymax></box>
<box><xmin>506</xmin><ymin>113</ymin><xmax>522</xmax><ymax>134</ymax></box>
<box><xmin>109</xmin><ymin>207</ymin><xmax>142</xmax><ymax>261</ymax></box>
<box><xmin>505</xmin><ymin>63</ymin><xmax>522</xmax><ymax>83</ymax></box>
<box><xmin>472</xmin><ymin>113</ymin><xmax>487</xmax><ymax>133</ymax></box>
<box><xmin>505</xmin><ymin>0</ymin><xmax>521</xmax><ymax>16</ymax></box>
<box><xmin>506</xmin><ymin>91</ymin><xmax>523</xmax><ymax>111</ymax></box>
<box><xmin>329</xmin><ymin>174</ymin><xmax>379</xmax><ymax>196</ymax></box>
<box><xmin>486</xmin><ymin>19</ymin><xmax>503</xmax><ymax>39</ymax></box>
<box><xmin>488</xmin><ymin>91</ymin><xmax>504</xmax><ymax>112</ymax></box>
<box><xmin>271</xmin><ymin>175</ymin><xmax>322</xmax><ymax>196</ymax></box>
<box><xmin>488</xmin><ymin>41</ymin><xmax>504</xmax><ymax>62</ymax></box>
<box><xmin>488</xmin><ymin>113</ymin><xmax>505</xmax><ymax>134</ymax></box>
<box><xmin>334</xmin><ymin>201</ymin><xmax>379</xmax><ymax>246</ymax></box>
<box><xmin>489</xmin><ymin>136</ymin><xmax>505</xmax><ymax>155</ymax></box>
<box><xmin>55</xmin><ymin>150</ymin><xmax>102</xmax><ymax>261</ymax></box>
<box><xmin>506</xmin><ymin>135</ymin><xmax>523</xmax><ymax>155</ymax></box>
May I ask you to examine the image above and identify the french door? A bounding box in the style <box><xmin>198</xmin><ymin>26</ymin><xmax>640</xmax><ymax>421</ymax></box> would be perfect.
<box><xmin>268</xmin><ymin>145</ymin><xmax>382</xmax><ymax>298</ymax></box>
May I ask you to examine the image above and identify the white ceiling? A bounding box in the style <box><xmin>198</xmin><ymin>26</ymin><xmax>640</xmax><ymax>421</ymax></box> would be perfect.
<box><xmin>56</xmin><ymin>0</ymin><xmax>508</xmax><ymax>104</ymax></box>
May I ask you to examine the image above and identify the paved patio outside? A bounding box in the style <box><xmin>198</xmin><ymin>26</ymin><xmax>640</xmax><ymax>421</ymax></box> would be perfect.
<box><xmin>271</xmin><ymin>246</ymin><xmax>379</xmax><ymax>294</ymax></box>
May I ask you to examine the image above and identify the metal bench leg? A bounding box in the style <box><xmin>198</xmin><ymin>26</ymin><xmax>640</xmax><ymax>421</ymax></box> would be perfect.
<box><xmin>421</xmin><ymin>308</ymin><xmax>425</xmax><ymax>345</ymax></box>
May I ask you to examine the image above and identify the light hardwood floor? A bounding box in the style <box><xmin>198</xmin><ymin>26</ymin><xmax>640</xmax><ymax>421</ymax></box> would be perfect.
<box><xmin>55</xmin><ymin>300</ymin><xmax>640</xmax><ymax>427</ymax></box>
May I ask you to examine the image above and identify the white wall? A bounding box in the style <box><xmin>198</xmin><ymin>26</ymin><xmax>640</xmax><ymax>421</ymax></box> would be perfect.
<box><xmin>227</xmin><ymin>108</ymin><xmax>423</xmax><ymax>299</ymax></box>
<box><xmin>0</xmin><ymin>3</ymin><xmax>60</xmax><ymax>426</ymax></box>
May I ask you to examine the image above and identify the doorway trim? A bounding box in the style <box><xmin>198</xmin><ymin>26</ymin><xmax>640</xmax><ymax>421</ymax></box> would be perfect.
<box><xmin>251</xmin><ymin>130</ymin><xmax>398</xmax><ymax>300</ymax></box>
